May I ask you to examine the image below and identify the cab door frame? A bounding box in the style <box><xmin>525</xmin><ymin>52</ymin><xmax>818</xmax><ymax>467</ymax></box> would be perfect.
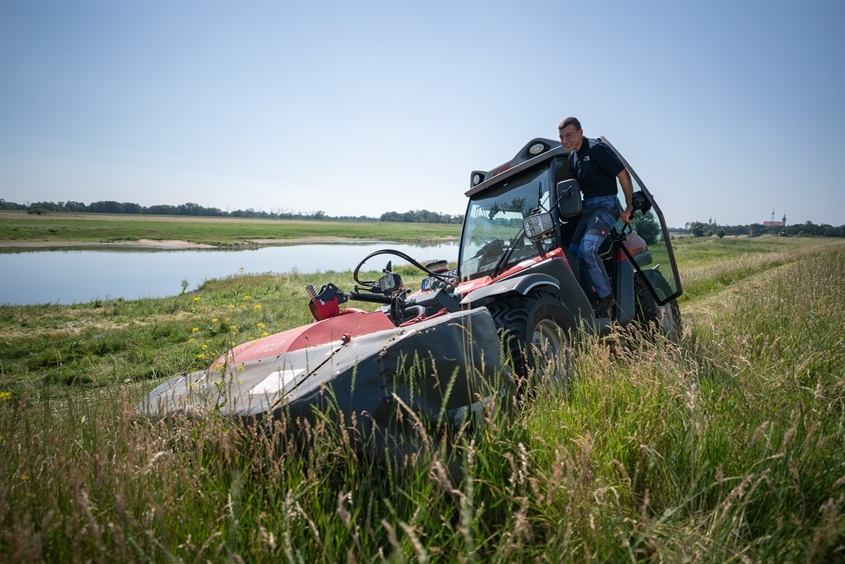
<box><xmin>600</xmin><ymin>137</ymin><xmax>683</xmax><ymax>305</ymax></box>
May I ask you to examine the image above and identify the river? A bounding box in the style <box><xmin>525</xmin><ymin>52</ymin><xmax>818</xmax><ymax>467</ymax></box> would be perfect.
<box><xmin>0</xmin><ymin>242</ymin><xmax>459</xmax><ymax>306</ymax></box>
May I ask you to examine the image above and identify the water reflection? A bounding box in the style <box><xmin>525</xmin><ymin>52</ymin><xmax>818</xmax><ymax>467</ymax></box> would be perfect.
<box><xmin>0</xmin><ymin>242</ymin><xmax>459</xmax><ymax>306</ymax></box>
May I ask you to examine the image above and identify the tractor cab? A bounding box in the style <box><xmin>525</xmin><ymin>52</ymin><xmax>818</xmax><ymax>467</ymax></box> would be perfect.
<box><xmin>457</xmin><ymin>137</ymin><xmax>682</xmax><ymax>329</ymax></box>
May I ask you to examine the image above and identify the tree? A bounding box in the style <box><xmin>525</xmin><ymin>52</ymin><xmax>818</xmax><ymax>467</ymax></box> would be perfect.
<box><xmin>689</xmin><ymin>221</ymin><xmax>707</xmax><ymax>237</ymax></box>
<box><xmin>717</xmin><ymin>228</ymin><xmax>726</xmax><ymax>238</ymax></box>
<box><xmin>88</xmin><ymin>201</ymin><xmax>125</xmax><ymax>214</ymax></box>
<box><xmin>630</xmin><ymin>211</ymin><xmax>660</xmax><ymax>244</ymax></box>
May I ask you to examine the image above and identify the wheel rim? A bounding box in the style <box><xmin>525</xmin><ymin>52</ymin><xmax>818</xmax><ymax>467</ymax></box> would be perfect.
<box><xmin>530</xmin><ymin>319</ymin><xmax>570</xmax><ymax>384</ymax></box>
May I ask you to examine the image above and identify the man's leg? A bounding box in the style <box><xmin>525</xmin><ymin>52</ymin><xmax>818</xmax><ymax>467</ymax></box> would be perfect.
<box><xmin>577</xmin><ymin>207</ymin><xmax>618</xmax><ymax>314</ymax></box>
<box><xmin>579</xmin><ymin>231</ymin><xmax>612</xmax><ymax>299</ymax></box>
<box><xmin>568</xmin><ymin>214</ymin><xmax>593</xmax><ymax>302</ymax></box>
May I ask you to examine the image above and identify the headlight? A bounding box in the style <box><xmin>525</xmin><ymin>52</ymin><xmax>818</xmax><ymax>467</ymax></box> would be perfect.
<box><xmin>523</xmin><ymin>212</ymin><xmax>556</xmax><ymax>243</ymax></box>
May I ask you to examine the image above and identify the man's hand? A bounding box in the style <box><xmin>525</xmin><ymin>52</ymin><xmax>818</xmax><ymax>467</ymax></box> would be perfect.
<box><xmin>616</xmin><ymin>169</ymin><xmax>634</xmax><ymax>224</ymax></box>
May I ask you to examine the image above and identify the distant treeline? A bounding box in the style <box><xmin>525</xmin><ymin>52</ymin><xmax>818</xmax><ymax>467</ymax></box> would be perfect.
<box><xmin>0</xmin><ymin>199</ymin><xmax>463</xmax><ymax>224</ymax></box>
<box><xmin>378</xmin><ymin>210</ymin><xmax>463</xmax><ymax>224</ymax></box>
<box><xmin>687</xmin><ymin>220</ymin><xmax>844</xmax><ymax>238</ymax></box>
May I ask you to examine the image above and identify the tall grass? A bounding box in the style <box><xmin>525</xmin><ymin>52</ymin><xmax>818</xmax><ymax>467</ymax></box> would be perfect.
<box><xmin>1</xmin><ymin>242</ymin><xmax>844</xmax><ymax>561</ymax></box>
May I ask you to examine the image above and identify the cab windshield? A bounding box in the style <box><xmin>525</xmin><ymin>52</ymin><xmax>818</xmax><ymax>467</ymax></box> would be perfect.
<box><xmin>459</xmin><ymin>165</ymin><xmax>552</xmax><ymax>281</ymax></box>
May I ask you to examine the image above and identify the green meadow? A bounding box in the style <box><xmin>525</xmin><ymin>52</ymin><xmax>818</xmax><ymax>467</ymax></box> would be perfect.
<box><xmin>1</xmin><ymin>235</ymin><xmax>844</xmax><ymax>561</ymax></box>
<box><xmin>0</xmin><ymin>211</ymin><xmax>461</xmax><ymax>246</ymax></box>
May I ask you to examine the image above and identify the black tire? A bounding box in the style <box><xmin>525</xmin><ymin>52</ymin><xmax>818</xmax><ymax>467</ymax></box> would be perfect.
<box><xmin>634</xmin><ymin>272</ymin><xmax>682</xmax><ymax>340</ymax></box>
<box><xmin>487</xmin><ymin>289</ymin><xmax>575</xmax><ymax>388</ymax></box>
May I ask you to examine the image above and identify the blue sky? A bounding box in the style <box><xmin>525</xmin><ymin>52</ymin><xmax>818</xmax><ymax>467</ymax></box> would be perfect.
<box><xmin>1</xmin><ymin>1</ymin><xmax>843</xmax><ymax>227</ymax></box>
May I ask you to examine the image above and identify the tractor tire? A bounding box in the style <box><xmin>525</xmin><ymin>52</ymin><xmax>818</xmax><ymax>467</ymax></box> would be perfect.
<box><xmin>487</xmin><ymin>289</ymin><xmax>575</xmax><ymax>388</ymax></box>
<box><xmin>634</xmin><ymin>272</ymin><xmax>682</xmax><ymax>340</ymax></box>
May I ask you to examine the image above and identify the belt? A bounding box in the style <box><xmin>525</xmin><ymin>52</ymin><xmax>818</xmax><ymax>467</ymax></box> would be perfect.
<box><xmin>583</xmin><ymin>195</ymin><xmax>618</xmax><ymax>205</ymax></box>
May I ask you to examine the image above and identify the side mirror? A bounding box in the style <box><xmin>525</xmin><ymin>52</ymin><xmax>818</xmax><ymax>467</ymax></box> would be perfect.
<box><xmin>524</xmin><ymin>212</ymin><xmax>557</xmax><ymax>244</ymax></box>
<box><xmin>556</xmin><ymin>179</ymin><xmax>582</xmax><ymax>218</ymax></box>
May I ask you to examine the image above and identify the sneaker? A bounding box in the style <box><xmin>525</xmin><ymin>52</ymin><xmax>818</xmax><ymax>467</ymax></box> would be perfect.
<box><xmin>593</xmin><ymin>294</ymin><xmax>615</xmax><ymax>317</ymax></box>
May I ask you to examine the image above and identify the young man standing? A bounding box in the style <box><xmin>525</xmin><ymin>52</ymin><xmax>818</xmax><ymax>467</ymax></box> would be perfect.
<box><xmin>558</xmin><ymin>117</ymin><xmax>634</xmax><ymax>317</ymax></box>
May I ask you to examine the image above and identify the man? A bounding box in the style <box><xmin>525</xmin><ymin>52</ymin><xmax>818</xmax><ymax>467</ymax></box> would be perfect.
<box><xmin>558</xmin><ymin>117</ymin><xmax>634</xmax><ymax>316</ymax></box>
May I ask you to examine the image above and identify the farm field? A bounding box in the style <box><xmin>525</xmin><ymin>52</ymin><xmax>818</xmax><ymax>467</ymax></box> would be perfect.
<box><xmin>0</xmin><ymin>211</ymin><xmax>461</xmax><ymax>247</ymax></box>
<box><xmin>1</xmin><ymin>236</ymin><xmax>843</xmax><ymax>561</ymax></box>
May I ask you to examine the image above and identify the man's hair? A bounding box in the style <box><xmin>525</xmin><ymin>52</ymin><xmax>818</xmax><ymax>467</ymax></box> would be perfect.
<box><xmin>558</xmin><ymin>116</ymin><xmax>581</xmax><ymax>131</ymax></box>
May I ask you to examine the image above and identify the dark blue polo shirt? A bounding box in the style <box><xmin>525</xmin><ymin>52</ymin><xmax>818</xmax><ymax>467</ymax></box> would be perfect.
<box><xmin>568</xmin><ymin>137</ymin><xmax>625</xmax><ymax>200</ymax></box>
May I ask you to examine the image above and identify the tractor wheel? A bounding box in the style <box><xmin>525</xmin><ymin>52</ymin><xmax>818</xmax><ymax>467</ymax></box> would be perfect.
<box><xmin>487</xmin><ymin>289</ymin><xmax>575</xmax><ymax>388</ymax></box>
<box><xmin>634</xmin><ymin>272</ymin><xmax>682</xmax><ymax>340</ymax></box>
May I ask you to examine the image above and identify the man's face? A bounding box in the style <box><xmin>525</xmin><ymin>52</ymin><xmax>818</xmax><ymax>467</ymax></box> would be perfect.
<box><xmin>559</xmin><ymin>125</ymin><xmax>583</xmax><ymax>152</ymax></box>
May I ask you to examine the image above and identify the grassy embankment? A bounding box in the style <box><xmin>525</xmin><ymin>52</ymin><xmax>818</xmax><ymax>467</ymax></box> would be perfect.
<box><xmin>0</xmin><ymin>211</ymin><xmax>461</xmax><ymax>247</ymax></box>
<box><xmin>1</xmin><ymin>235</ymin><xmax>844</xmax><ymax>561</ymax></box>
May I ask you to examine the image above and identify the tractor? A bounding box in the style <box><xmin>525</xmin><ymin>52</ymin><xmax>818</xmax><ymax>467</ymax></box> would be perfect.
<box><xmin>138</xmin><ymin>137</ymin><xmax>683</xmax><ymax>452</ymax></box>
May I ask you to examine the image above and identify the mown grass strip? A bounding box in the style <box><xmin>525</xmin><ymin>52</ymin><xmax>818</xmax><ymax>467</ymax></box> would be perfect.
<box><xmin>673</xmin><ymin>236</ymin><xmax>845</xmax><ymax>302</ymax></box>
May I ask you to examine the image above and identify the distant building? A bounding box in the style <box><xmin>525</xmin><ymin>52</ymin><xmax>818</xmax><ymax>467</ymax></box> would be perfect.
<box><xmin>763</xmin><ymin>215</ymin><xmax>787</xmax><ymax>228</ymax></box>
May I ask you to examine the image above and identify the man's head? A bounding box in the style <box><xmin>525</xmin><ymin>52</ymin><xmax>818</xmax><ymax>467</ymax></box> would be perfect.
<box><xmin>558</xmin><ymin>117</ymin><xmax>583</xmax><ymax>152</ymax></box>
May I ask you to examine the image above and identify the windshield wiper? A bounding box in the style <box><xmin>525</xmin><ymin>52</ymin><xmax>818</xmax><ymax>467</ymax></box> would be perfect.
<box><xmin>490</xmin><ymin>225</ymin><xmax>527</xmax><ymax>279</ymax></box>
<box><xmin>490</xmin><ymin>199</ymin><xmax>554</xmax><ymax>279</ymax></box>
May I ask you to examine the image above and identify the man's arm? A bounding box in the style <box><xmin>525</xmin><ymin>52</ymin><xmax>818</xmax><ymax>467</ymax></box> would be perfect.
<box><xmin>618</xmin><ymin>169</ymin><xmax>634</xmax><ymax>223</ymax></box>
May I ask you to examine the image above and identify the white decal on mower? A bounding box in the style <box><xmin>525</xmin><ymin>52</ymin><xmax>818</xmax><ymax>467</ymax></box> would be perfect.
<box><xmin>250</xmin><ymin>368</ymin><xmax>304</xmax><ymax>396</ymax></box>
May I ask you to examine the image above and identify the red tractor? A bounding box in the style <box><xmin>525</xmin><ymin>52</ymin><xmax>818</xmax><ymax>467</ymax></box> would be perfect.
<box><xmin>139</xmin><ymin>137</ymin><xmax>682</xmax><ymax>451</ymax></box>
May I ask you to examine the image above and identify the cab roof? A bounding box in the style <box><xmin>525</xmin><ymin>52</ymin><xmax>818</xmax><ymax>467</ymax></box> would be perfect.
<box><xmin>466</xmin><ymin>138</ymin><xmax>567</xmax><ymax>197</ymax></box>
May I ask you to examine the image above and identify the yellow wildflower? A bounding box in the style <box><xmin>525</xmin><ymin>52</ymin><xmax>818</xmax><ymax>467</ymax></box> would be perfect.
<box><xmin>197</xmin><ymin>353</ymin><xmax>206</xmax><ymax>360</ymax></box>
<box><xmin>193</xmin><ymin>297</ymin><xmax>201</xmax><ymax>302</ymax></box>
<box><xmin>236</xmin><ymin>366</ymin><xmax>244</xmax><ymax>372</ymax></box>
<box><xmin>0</xmin><ymin>391</ymin><xmax>11</xmax><ymax>400</ymax></box>
<box><xmin>201</xmin><ymin>344</ymin><xmax>208</xmax><ymax>350</ymax></box>
<box><xmin>211</xmin><ymin>318</ymin><xmax>218</xmax><ymax>323</ymax></box>
<box><xmin>243</xmin><ymin>295</ymin><xmax>251</xmax><ymax>301</ymax></box>
<box><xmin>192</xmin><ymin>327</ymin><xmax>199</xmax><ymax>333</ymax></box>
<box><xmin>253</xmin><ymin>304</ymin><xmax>262</xmax><ymax>311</ymax></box>
<box><xmin>188</xmin><ymin>338</ymin><xmax>195</xmax><ymax>343</ymax></box>
<box><xmin>256</xmin><ymin>322</ymin><xmax>265</xmax><ymax>328</ymax></box>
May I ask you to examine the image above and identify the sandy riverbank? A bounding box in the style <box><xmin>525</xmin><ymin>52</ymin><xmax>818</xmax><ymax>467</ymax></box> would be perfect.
<box><xmin>0</xmin><ymin>239</ymin><xmax>217</xmax><ymax>250</ymax></box>
<box><xmin>0</xmin><ymin>236</ymin><xmax>401</xmax><ymax>250</ymax></box>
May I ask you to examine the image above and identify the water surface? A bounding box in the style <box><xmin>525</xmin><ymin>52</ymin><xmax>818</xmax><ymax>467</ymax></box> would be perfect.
<box><xmin>0</xmin><ymin>242</ymin><xmax>458</xmax><ymax>306</ymax></box>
